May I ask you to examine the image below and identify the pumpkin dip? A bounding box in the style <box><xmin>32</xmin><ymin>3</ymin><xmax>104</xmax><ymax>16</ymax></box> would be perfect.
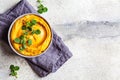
<box><xmin>10</xmin><ymin>14</ymin><xmax>52</xmax><ymax>56</ymax></box>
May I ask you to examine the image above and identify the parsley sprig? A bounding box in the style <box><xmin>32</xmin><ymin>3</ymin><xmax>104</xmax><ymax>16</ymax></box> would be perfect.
<box><xmin>37</xmin><ymin>0</ymin><xmax>48</xmax><ymax>14</ymax></box>
<box><xmin>9</xmin><ymin>65</ymin><xmax>20</xmax><ymax>78</ymax></box>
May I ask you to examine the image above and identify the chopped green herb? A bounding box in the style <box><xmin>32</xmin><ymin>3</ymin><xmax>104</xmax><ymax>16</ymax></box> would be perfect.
<box><xmin>20</xmin><ymin>39</ymin><xmax>23</xmax><ymax>44</ymax></box>
<box><xmin>22</xmin><ymin>44</ymin><xmax>26</xmax><ymax>49</ymax></box>
<box><xmin>26</xmin><ymin>19</ymin><xmax>37</xmax><ymax>27</ymax></box>
<box><xmin>20</xmin><ymin>46</ymin><xmax>25</xmax><ymax>51</ymax></box>
<box><xmin>20</xmin><ymin>35</ymin><xmax>24</xmax><ymax>39</ymax></box>
<box><xmin>31</xmin><ymin>30</ymin><xmax>35</xmax><ymax>34</ymax></box>
<box><xmin>22</xmin><ymin>26</ymin><xmax>26</xmax><ymax>30</ymax></box>
<box><xmin>24</xmin><ymin>32</ymin><xmax>28</xmax><ymax>35</ymax></box>
<box><xmin>31</xmin><ymin>19</ymin><xmax>37</xmax><ymax>25</ymax></box>
<box><xmin>27</xmin><ymin>27</ymin><xmax>32</xmax><ymax>31</ymax></box>
<box><xmin>28</xmin><ymin>39</ymin><xmax>32</xmax><ymax>46</ymax></box>
<box><xmin>9</xmin><ymin>65</ymin><xmax>20</xmax><ymax>78</ymax></box>
<box><xmin>20</xmin><ymin>39</ymin><xmax>26</xmax><ymax>44</ymax></box>
<box><xmin>26</xmin><ymin>21</ymin><xmax>32</xmax><ymax>27</ymax></box>
<box><xmin>14</xmin><ymin>38</ymin><xmax>20</xmax><ymax>44</ymax></box>
<box><xmin>35</xmin><ymin>29</ymin><xmax>41</xmax><ymax>34</ymax></box>
<box><xmin>32</xmin><ymin>29</ymin><xmax>41</xmax><ymax>35</ymax></box>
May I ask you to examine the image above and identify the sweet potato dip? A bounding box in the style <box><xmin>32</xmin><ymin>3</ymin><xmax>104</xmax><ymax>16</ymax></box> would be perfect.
<box><xmin>10</xmin><ymin>14</ymin><xmax>52</xmax><ymax>56</ymax></box>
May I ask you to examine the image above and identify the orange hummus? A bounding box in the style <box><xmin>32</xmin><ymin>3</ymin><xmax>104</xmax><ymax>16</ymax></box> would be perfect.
<box><xmin>10</xmin><ymin>14</ymin><xmax>52</xmax><ymax>56</ymax></box>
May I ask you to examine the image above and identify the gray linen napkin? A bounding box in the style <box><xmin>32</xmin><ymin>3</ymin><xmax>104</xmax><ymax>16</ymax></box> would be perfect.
<box><xmin>0</xmin><ymin>0</ymin><xmax>72</xmax><ymax>77</ymax></box>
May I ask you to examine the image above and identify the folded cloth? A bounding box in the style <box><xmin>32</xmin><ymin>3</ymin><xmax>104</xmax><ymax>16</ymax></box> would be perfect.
<box><xmin>0</xmin><ymin>0</ymin><xmax>72</xmax><ymax>77</ymax></box>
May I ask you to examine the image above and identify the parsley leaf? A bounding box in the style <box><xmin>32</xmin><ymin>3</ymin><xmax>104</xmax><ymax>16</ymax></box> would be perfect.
<box><xmin>43</xmin><ymin>7</ymin><xmax>48</xmax><ymax>12</ymax></box>
<box><xmin>38</xmin><ymin>4</ymin><xmax>44</xmax><ymax>9</ymax></box>
<box><xmin>22</xmin><ymin>26</ymin><xmax>26</xmax><ymax>30</ymax></box>
<box><xmin>35</xmin><ymin>29</ymin><xmax>41</xmax><ymax>34</ymax></box>
<box><xmin>14</xmin><ymin>38</ymin><xmax>20</xmax><ymax>44</ymax></box>
<box><xmin>31</xmin><ymin>30</ymin><xmax>35</xmax><ymax>34</ymax></box>
<box><xmin>37</xmin><ymin>9</ymin><xmax>43</xmax><ymax>14</ymax></box>
<box><xmin>32</xmin><ymin>29</ymin><xmax>41</xmax><ymax>35</ymax></box>
<box><xmin>28</xmin><ymin>39</ymin><xmax>32</xmax><ymax>46</ymax></box>
<box><xmin>20</xmin><ymin>35</ymin><xmax>24</xmax><ymax>40</ymax></box>
<box><xmin>10</xmin><ymin>65</ymin><xmax>14</xmax><ymax>70</ymax></box>
<box><xmin>20</xmin><ymin>39</ymin><xmax>26</xmax><ymax>44</ymax></box>
<box><xmin>26</xmin><ymin>21</ymin><xmax>32</xmax><ymax>27</ymax></box>
<box><xmin>31</xmin><ymin>19</ymin><xmax>37</xmax><ymax>25</ymax></box>
<box><xmin>9</xmin><ymin>65</ymin><xmax>20</xmax><ymax>78</ymax></box>
<box><xmin>37</xmin><ymin>0</ymin><xmax>48</xmax><ymax>14</ymax></box>
<box><xmin>10</xmin><ymin>71</ymin><xmax>17</xmax><ymax>76</ymax></box>
<box><xmin>20</xmin><ymin>46</ymin><xmax>25</xmax><ymax>51</ymax></box>
<box><xmin>24</xmin><ymin>32</ymin><xmax>28</xmax><ymax>35</ymax></box>
<box><xmin>22</xmin><ymin>44</ymin><xmax>26</xmax><ymax>49</ymax></box>
<box><xmin>14</xmin><ymin>66</ymin><xmax>20</xmax><ymax>71</ymax></box>
<box><xmin>27</xmin><ymin>27</ymin><xmax>32</xmax><ymax>31</ymax></box>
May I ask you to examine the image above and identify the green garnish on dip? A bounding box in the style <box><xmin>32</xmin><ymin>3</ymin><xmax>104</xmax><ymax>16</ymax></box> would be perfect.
<box><xmin>35</xmin><ymin>29</ymin><xmax>41</xmax><ymax>34</ymax></box>
<box><xmin>13</xmin><ymin>19</ymin><xmax>41</xmax><ymax>51</ymax></box>
<box><xmin>22</xmin><ymin>25</ymin><xmax>26</xmax><ymax>30</ymax></box>
<box><xmin>14</xmin><ymin>38</ymin><xmax>20</xmax><ymax>44</ymax></box>
<box><xmin>31</xmin><ymin>19</ymin><xmax>37</xmax><ymax>25</ymax></box>
<box><xmin>28</xmin><ymin>39</ymin><xmax>32</xmax><ymax>46</ymax></box>
<box><xmin>32</xmin><ymin>29</ymin><xmax>41</xmax><ymax>35</ymax></box>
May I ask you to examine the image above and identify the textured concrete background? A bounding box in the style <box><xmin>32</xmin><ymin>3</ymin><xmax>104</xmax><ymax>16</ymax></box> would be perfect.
<box><xmin>1</xmin><ymin>0</ymin><xmax>120</xmax><ymax>80</ymax></box>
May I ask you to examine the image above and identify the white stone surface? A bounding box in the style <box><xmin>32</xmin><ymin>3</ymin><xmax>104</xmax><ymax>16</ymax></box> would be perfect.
<box><xmin>1</xmin><ymin>0</ymin><xmax>120</xmax><ymax>80</ymax></box>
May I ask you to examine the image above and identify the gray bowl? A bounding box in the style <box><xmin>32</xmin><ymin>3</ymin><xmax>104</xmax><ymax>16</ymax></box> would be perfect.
<box><xmin>8</xmin><ymin>13</ymin><xmax>53</xmax><ymax>58</ymax></box>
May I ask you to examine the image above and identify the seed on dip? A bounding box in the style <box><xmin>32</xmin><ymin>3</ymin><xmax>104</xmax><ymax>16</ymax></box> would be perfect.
<box><xmin>10</xmin><ymin>14</ymin><xmax>52</xmax><ymax>56</ymax></box>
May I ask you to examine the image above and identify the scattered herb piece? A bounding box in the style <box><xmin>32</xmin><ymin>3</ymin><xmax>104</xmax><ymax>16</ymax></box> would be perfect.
<box><xmin>28</xmin><ymin>39</ymin><xmax>32</xmax><ymax>46</ymax></box>
<box><xmin>37</xmin><ymin>0</ymin><xmax>48</xmax><ymax>14</ymax></box>
<box><xmin>14</xmin><ymin>38</ymin><xmax>20</xmax><ymax>44</ymax></box>
<box><xmin>9</xmin><ymin>65</ymin><xmax>20</xmax><ymax>78</ymax></box>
